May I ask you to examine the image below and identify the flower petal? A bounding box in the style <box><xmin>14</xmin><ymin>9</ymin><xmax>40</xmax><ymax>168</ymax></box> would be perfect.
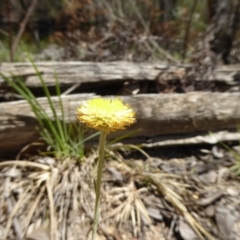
<box><xmin>76</xmin><ymin>98</ymin><xmax>136</xmax><ymax>132</ymax></box>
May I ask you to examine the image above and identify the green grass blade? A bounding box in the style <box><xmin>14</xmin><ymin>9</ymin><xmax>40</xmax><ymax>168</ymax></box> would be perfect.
<box><xmin>108</xmin><ymin>129</ymin><xmax>140</xmax><ymax>145</ymax></box>
<box><xmin>2</xmin><ymin>58</ymin><xmax>94</xmax><ymax>159</ymax></box>
<box><xmin>29</xmin><ymin>59</ymin><xmax>66</xmax><ymax>151</ymax></box>
<box><xmin>55</xmin><ymin>72</ymin><xmax>68</xmax><ymax>141</ymax></box>
<box><xmin>2</xmin><ymin>73</ymin><xmax>61</xmax><ymax>154</ymax></box>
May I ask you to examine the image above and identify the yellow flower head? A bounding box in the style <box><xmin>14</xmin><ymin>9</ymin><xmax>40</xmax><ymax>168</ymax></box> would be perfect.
<box><xmin>76</xmin><ymin>98</ymin><xmax>136</xmax><ymax>132</ymax></box>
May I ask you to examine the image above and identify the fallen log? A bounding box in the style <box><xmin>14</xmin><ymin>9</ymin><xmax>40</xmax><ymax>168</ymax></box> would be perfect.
<box><xmin>0</xmin><ymin>62</ymin><xmax>185</xmax><ymax>87</ymax></box>
<box><xmin>0</xmin><ymin>62</ymin><xmax>240</xmax><ymax>88</ymax></box>
<box><xmin>1</xmin><ymin>92</ymin><xmax>240</xmax><ymax>154</ymax></box>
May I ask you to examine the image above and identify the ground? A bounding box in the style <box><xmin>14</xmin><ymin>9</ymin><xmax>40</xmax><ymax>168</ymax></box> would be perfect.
<box><xmin>1</xmin><ymin>143</ymin><xmax>240</xmax><ymax>240</ymax></box>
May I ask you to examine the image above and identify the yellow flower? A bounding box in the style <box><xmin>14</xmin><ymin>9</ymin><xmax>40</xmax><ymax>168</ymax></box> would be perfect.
<box><xmin>76</xmin><ymin>98</ymin><xmax>136</xmax><ymax>132</ymax></box>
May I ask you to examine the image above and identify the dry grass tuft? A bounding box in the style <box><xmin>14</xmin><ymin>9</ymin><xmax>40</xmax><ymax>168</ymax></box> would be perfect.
<box><xmin>104</xmin><ymin>181</ymin><xmax>151</xmax><ymax>237</ymax></box>
<box><xmin>0</xmin><ymin>145</ymin><xmax>218</xmax><ymax>240</ymax></box>
<box><xmin>0</xmin><ymin>155</ymin><xmax>97</xmax><ymax>240</ymax></box>
<box><xmin>139</xmin><ymin>171</ymin><xmax>216</xmax><ymax>240</ymax></box>
<box><xmin>120</xmin><ymin>155</ymin><xmax>216</xmax><ymax>240</ymax></box>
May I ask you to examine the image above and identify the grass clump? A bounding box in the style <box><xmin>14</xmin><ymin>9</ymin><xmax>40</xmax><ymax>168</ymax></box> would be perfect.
<box><xmin>229</xmin><ymin>149</ymin><xmax>240</xmax><ymax>175</ymax></box>
<box><xmin>1</xmin><ymin>60</ymin><xmax>98</xmax><ymax>159</ymax></box>
<box><xmin>0</xmin><ymin>34</ymin><xmax>46</xmax><ymax>62</ymax></box>
<box><xmin>222</xmin><ymin>144</ymin><xmax>240</xmax><ymax>175</ymax></box>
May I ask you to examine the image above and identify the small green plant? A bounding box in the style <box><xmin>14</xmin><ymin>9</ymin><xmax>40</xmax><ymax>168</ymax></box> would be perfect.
<box><xmin>0</xmin><ymin>35</ymin><xmax>46</xmax><ymax>62</ymax></box>
<box><xmin>1</xmin><ymin>60</ymin><xmax>98</xmax><ymax>159</ymax></box>
<box><xmin>229</xmin><ymin>150</ymin><xmax>240</xmax><ymax>175</ymax></box>
<box><xmin>221</xmin><ymin>140</ymin><xmax>240</xmax><ymax>175</ymax></box>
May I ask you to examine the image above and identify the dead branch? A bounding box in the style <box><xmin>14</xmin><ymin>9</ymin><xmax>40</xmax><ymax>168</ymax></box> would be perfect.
<box><xmin>0</xmin><ymin>62</ymin><xmax>239</xmax><ymax>88</ymax></box>
<box><xmin>12</xmin><ymin>0</ymin><xmax>38</xmax><ymax>53</ymax></box>
<box><xmin>1</xmin><ymin>92</ymin><xmax>240</xmax><ymax>153</ymax></box>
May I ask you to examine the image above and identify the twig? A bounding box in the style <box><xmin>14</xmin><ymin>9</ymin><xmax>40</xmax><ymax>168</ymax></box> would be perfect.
<box><xmin>5</xmin><ymin>0</ymin><xmax>13</xmax><ymax>61</ymax></box>
<box><xmin>61</xmin><ymin>83</ymin><xmax>81</xmax><ymax>96</ymax></box>
<box><xmin>4</xmin><ymin>177</ymin><xmax>22</xmax><ymax>239</ymax></box>
<box><xmin>141</xmin><ymin>131</ymin><xmax>240</xmax><ymax>148</ymax></box>
<box><xmin>12</xmin><ymin>0</ymin><xmax>38</xmax><ymax>53</ymax></box>
<box><xmin>181</xmin><ymin>0</ymin><xmax>198</xmax><ymax>61</ymax></box>
<box><xmin>46</xmin><ymin>176</ymin><xmax>57</xmax><ymax>240</ymax></box>
<box><xmin>167</xmin><ymin>214</ymin><xmax>177</xmax><ymax>240</ymax></box>
<box><xmin>4</xmin><ymin>186</ymin><xmax>32</xmax><ymax>239</ymax></box>
<box><xmin>129</xmin><ymin>0</ymin><xmax>178</xmax><ymax>63</ymax></box>
<box><xmin>148</xmin><ymin>37</ymin><xmax>179</xmax><ymax>63</ymax></box>
<box><xmin>23</xmin><ymin>186</ymin><xmax>45</xmax><ymax>237</ymax></box>
<box><xmin>140</xmin><ymin>172</ymin><xmax>216</xmax><ymax>240</ymax></box>
<box><xmin>61</xmin><ymin>179</ymin><xmax>71</xmax><ymax>240</ymax></box>
<box><xmin>6</xmin><ymin>197</ymin><xmax>22</xmax><ymax>239</ymax></box>
<box><xmin>0</xmin><ymin>161</ymin><xmax>50</xmax><ymax>171</ymax></box>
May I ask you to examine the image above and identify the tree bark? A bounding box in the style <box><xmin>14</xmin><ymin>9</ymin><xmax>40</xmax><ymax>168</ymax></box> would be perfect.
<box><xmin>1</xmin><ymin>92</ymin><xmax>240</xmax><ymax>154</ymax></box>
<box><xmin>207</xmin><ymin>0</ymin><xmax>240</xmax><ymax>64</ymax></box>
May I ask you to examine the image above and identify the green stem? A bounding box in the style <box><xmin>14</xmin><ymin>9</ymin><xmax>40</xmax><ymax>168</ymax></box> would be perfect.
<box><xmin>91</xmin><ymin>130</ymin><xmax>107</xmax><ymax>240</ymax></box>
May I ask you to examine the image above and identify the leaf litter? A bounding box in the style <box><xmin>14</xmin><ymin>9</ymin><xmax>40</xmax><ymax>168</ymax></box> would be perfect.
<box><xmin>0</xmin><ymin>144</ymin><xmax>240</xmax><ymax>240</ymax></box>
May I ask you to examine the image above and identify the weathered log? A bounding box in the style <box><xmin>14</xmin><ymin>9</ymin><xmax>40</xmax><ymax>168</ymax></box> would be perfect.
<box><xmin>0</xmin><ymin>62</ymin><xmax>239</xmax><ymax>88</ymax></box>
<box><xmin>1</xmin><ymin>92</ymin><xmax>240</xmax><ymax>154</ymax></box>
